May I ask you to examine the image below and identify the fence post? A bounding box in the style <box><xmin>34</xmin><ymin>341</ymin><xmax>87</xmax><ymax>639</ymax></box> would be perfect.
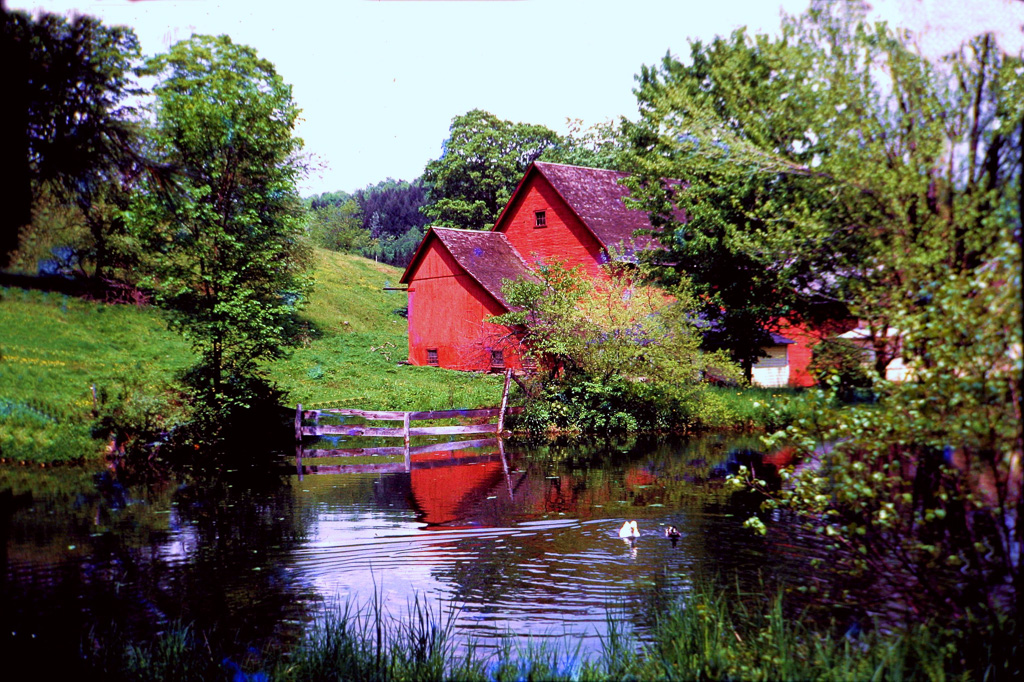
<box><xmin>499</xmin><ymin>437</ymin><xmax>513</xmax><ymax>499</ymax></box>
<box><xmin>295</xmin><ymin>404</ymin><xmax>303</xmax><ymax>479</ymax></box>
<box><xmin>497</xmin><ymin>369</ymin><xmax>512</xmax><ymax>434</ymax></box>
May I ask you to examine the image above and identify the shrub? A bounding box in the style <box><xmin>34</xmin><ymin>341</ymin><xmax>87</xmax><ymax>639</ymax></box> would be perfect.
<box><xmin>808</xmin><ymin>337</ymin><xmax>873</xmax><ymax>400</ymax></box>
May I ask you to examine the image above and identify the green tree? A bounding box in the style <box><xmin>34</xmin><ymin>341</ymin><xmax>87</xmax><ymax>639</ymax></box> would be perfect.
<box><xmin>306</xmin><ymin>200</ymin><xmax>369</xmax><ymax>254</ymax></box>
<box><xmin>540</xmin><ymin>117</ymin><xmax>628</xmax><ymax>171</ymax></box>
<box><xmin>2</xmin><ymin>9</ymin><xmax>147</xmax><ymax>279</ymax></box>
<box><xmin>751</xmin><ymin>235</ymin><xmax>1021</xmax><ymax>668</ymax></box>
<box><xmin>132</xmin><ymin>35</ymin><xmax>309</xmax><ymax>415</ymax></box>
<box><xmin>639</xmin><ymin>0</ymin><xmax>1024</xmax><ymax>656</ymax></box>
<box><xmin>624</xmin><ymin>3</ymin><xmax>1021</xmax><ymax>379</ymax></box>
<box><xmin>422</xmin><ymin>109</ymin><xmax>562</xmax><ymax>229</ymax></box>
<box><xmin>622</xmin><ymin>28</ymin><xmax>831</xmax><ymax>378</ymax></box>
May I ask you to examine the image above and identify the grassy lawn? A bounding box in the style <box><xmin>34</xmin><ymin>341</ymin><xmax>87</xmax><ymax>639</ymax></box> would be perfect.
<box><xmin>2</xmin><ymin>249</ymin><xmax>815</xmax><ymax>464</ymax></box>
<box><xmin>0</xmin><ymin>249</ymin><xmax>504</xmax><ymax>463</ymax></box>
<box><xmin>271</xmin><ymin>249</ymin><xmax>505</xmax><ymax>412</ymax></box>
<box><xmin>0</xmin><ymin>288</ymin><xmax>194</xmax><ymax>462</ymax></box>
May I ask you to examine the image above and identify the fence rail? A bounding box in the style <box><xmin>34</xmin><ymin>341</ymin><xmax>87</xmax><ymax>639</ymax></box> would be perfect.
<box><xmin>295</xmin><ymin>439</ymin><xmax>507</xmax><ymax>476</ymax></box>
<box><xmin>293</xmin><ymin>369</ymin><xmax>519</xmax><ymax>477</ymax></box>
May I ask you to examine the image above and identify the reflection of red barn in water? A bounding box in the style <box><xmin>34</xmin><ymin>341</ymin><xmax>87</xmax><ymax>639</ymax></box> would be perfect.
<box><xmin>402</xmin><ymin>444</ymin><xmax>662</xmax><ymax>526</ymax></box>
<box><xmin>409</xmin><ymin>453</ymin><xmax>506</xmax><ymax>527</ymax></box>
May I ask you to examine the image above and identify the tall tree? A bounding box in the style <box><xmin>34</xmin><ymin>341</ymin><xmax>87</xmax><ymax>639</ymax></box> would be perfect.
<box><xmin>623</xmin><ymin>28</ymin><xmax>832</xmax><ymax>377</ymax></box>
<box><xmin>2</xmin><ymin>9</ymin><xmax>145</xmax><ymax>277</ymax></box>
<box><xmin>624</xmin><ymin>3</ymin><xmax>1021</xmax><ymax>378</ymax></box>
<box><xmin>422</xmin><ymin>109</ymin><xmax>562</xmax><ymax>230</ymax></box>
<box><xmin>628</xmin><ymin>0</ymin><xmax>1021</xmax><ymax>647</ymax></box>
<box><xmin>133</xmin><ymin>35</ymin><xmax>309</xmax><ymax>410</ymax></box>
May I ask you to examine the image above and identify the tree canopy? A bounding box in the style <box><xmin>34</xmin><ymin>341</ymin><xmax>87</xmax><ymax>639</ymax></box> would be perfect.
<box><xmin>421</xmin><ymin>109</ymin><xmax>562</xmax><ymax>230</ymax></box>
<box><xmin>2</xmin><ymin>9</ymin><xmax>145</xmax><ymax>276</ymax></box>
<box><xmin>305</xmin><ymin>178</ymin><xmax>430</xmax><ymax>266</ymax></box>
<box><xmin>132</xmin><ymin>35</ymin><xmax>309</xmax><ymax>413</ymax></box>
<box><xmin>623</xmin><ymin>3</ymin><xmax>1022</xmax><ymax>376</ymax></box>
<box><xmin>306</xmin><ymin>200</ymin><xmax>368</xmax><ymax>254</ymax></box>
<box><xmin>624</xmin><ymin>0</ymin><xmax>1021</xmax><ymax>648</ymax></box>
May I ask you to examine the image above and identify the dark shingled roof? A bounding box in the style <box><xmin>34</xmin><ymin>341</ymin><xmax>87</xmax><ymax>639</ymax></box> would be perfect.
<box><xmin>417</xmin><ymin>227</ymin><xmax>535</xmax><ymax>309</ymax></box>
<box><xmin>531</xmin><ymin>162</ymin><xmax>660</xmax><ymax>252</ymax></box>
<box><xmin>770</xmin><ymin>332</ymin><xmax>795</xmax><ymax>345</ymax></box>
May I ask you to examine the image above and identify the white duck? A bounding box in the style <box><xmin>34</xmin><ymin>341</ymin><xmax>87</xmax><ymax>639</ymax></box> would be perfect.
<box><xmin>618</xmin><ymin>520</ymin><xmax>640</xmax><ymax>538</ymax></box>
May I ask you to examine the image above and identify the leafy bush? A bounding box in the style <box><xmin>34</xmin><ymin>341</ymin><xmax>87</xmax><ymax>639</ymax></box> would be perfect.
<box><xmin>498</xmin><ymin>261</ymin><xmax>740</xmax><ymax>435</ymax></box>
<box><xmin>750</xmin><ymin>238</ymin><xmax>1021</xmax><ymax>660</ymax></box>
<box><xmin>91</xmin><ymin>366</ymin><xmax>186</xmax><ymax>459</ymax></box>
<box><xmin>808</xmin><ymin>337</ymin><xmax>873</xmax><ymax>400</ymax></box>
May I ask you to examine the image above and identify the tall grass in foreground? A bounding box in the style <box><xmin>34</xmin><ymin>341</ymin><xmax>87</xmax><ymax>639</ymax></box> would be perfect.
<box><xmin>83</xmin><ymin>581</ymin><xmax>991</xmax><ymax>681</ymax></box>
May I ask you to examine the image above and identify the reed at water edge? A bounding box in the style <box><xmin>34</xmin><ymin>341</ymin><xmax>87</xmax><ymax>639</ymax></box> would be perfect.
<box><xmin>81</xmin><ymin>578</ymin><xmax>989</xmax><ymax>681</ymax></box>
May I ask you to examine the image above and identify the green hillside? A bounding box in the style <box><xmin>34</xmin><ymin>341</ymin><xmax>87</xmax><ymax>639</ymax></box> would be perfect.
<box><xmin>272</xmin><ymin>249</ymin><xmax>504</xmax><ymax>410</ymax></box>
<box><xmin>0</xmin><ymin>249</ymin><xmax>504</xmax><ymax>463</ymax></box>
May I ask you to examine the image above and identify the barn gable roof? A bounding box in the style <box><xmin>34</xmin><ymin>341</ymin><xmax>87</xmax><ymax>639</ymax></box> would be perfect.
<box><xmin>494</xmin><ymin>161</ymin><xmax>661</xmax><ymax>253</ymax></box>
<box><xmin>399</xmin><ymin>227</ymin><xmax>534</xmax><ymax>309</ymax></box>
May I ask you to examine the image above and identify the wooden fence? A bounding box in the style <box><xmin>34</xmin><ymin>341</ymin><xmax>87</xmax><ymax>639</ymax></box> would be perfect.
<box><xmin>293</xmin><ymin>437</ymin><xmax>511</xmax><ymax>476</ymax></box>
<box><xmin>293</xmin><ymin>369</ymin><xmax>520</xmax><ymax>476</ymax></box>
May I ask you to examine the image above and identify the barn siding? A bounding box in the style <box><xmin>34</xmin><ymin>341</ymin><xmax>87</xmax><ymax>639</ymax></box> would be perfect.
<box><xmin>497</xmin><ymin>175</ymin><xmax>608</xmax><ymax>278</ymax></box>
<box><xmin>778</xmin><ymin>322</ymin><xmax>816</xmax><ymax>388</ymax></box>
<box><xmin>406</xmin><ymin>239</ymin><xmax>522</xmax><ymax>372</ymax></box>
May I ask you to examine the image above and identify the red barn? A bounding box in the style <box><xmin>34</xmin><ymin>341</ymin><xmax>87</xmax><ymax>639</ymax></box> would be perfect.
<box><xmin>399</xmin><ymin>227</ymin><xmax>534</xmax><ymax>371</ymax></box>
<box><xmin>400</xmin><ymin>162</ymin><xmax>655</xmax><ymax>373</ymax></box>
<box><xmin>400</xmin><ymin>161</ymin><xmax>834</xmax><ymax>385</ymax></box>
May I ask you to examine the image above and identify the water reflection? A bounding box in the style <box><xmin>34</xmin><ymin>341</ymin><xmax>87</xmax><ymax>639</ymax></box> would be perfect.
<box><xmin>288</xmin><ymin>434</ymin><xmax>819</xmax><ymax>651</ymax></box>
<box><xmin>0</xmin><ymin>466</ymin><xmax>317</xmax><ymax>672</ymax></box>
<box><xmin>2</xmin><ymin>434</ymin><xmax>826</xmax><ymax>667</ymax></box>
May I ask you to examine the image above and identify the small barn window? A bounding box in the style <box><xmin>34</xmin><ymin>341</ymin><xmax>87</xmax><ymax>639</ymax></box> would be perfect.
<box><xmin>490</xmin><ymin>350</ymin><xmax>505</xmax><ymax>368</ymax></box>
<box><xmin>534</xmin><ymin>210</ymin><xmax>546</xmax><ymax>227</ymax></box>
<box><xmin>427</xmin><ymin>349</ymin><xmax>439</xmax><ymax>366</ymax></box>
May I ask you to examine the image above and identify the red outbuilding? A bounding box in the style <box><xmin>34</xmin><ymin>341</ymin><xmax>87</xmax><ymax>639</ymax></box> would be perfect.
<box><xmin>400</xmin><ymin>161</ymin><xmax>836</xmax><ymax>386</ymax></box>
<box><xmin>399</xmin><ymin>227</ymin><xmax>534</xmax><ymax>372</ymax></box>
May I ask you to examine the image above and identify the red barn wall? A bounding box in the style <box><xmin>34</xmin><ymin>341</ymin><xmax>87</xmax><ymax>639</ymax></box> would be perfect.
<box><xmin>406</xmin><ymin>239</ymin><xmax>522</xmax><ymax>372</ymax></box>
<box><xmin>497</xmin><ymin>175</ymin><xmax>608</xmax><ymax>278</ymax></box>
<box><xmin>777</xmin><ymin>318</ymin><xmax>858</xmax><ymax>387</ymax></box>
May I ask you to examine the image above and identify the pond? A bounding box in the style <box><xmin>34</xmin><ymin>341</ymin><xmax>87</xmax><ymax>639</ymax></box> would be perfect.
<box><xmin>0</xmin><ymin>434</ymin><xmax>830</xmax><ymax>669</ymax></box>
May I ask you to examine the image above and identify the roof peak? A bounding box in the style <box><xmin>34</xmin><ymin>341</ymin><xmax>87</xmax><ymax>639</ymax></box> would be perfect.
<box><xmin>510</xmin><ymin>161</ymin><xmax>658</xmax><ymax>252</ymax></box>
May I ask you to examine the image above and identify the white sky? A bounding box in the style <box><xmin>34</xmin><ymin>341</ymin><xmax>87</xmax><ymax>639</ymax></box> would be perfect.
<box><xmin>10</xmin><ymin>0</ymin><xmax>1024</xmax><ymax>196</ymax></box>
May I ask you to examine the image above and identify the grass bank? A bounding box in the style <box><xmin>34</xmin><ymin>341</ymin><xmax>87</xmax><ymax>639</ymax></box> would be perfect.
<box><xmin>0</xmin><ymin>249</ymin><xmax>503</xmax><ymax>464</ymax></box>
<box><xmin>0</xmin><ymin>287</ymin><xmax>193</xmax><ymax>463</ymax></box>
<box><xmin>2</xmin><ymin>249</ymin><xmax>816</xmax><ymax>464</ymax></box>
<box><xmin>270</xmin><ymin>250</ymin><xmax>503</xmax><ymax>412</ymax></box>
